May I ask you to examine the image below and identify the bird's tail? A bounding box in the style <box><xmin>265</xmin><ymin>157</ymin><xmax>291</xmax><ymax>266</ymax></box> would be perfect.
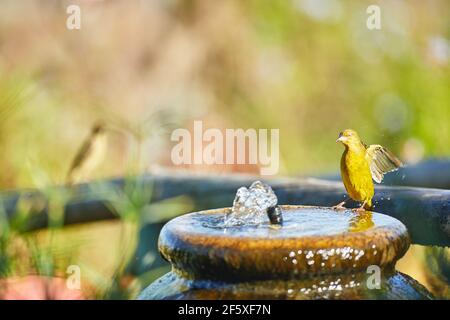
<box><xmin>364</xmin><ymin>199</ymin><xmax>373</xmax><ymax>211</ymax></box>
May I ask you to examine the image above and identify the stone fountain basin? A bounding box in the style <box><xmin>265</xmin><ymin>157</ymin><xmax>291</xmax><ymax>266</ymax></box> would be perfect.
<box><xmin>158</xmin><ymin>205</ymin><xmax>410</xmax><ymax>281</ymax></box>
<box><xmin>139</xmin><ymin>205</ymin><xmax>433</xmax><ymax>299</ymax></box>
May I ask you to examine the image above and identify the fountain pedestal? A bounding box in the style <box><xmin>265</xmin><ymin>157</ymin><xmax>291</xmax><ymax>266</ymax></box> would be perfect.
<box><xmin>139</xmin><ymin>206</ymin><xmax>432</xmax><ymax>299</ymax></box>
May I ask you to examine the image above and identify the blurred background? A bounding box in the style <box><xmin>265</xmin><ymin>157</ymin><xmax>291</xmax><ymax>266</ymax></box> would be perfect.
<box><xmin>0</xmin><ymin>0</ymin><xmax>448</xmax><ymax>299</ymax></box>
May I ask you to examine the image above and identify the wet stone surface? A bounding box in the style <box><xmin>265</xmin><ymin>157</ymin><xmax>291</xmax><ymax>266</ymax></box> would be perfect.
<box><xmin>139</xmin><ymin>270</ymin><xmax>433</xmax><ymax>300</ymax></box>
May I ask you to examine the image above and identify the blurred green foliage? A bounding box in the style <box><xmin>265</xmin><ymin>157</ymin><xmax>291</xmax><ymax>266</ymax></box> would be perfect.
<box><xmin>424</xmin><ymin>247</ymin><xmax>450</xmax><ymax>299</ymax></box>
<box><xmin>0</xmin><ymin>0</ymin><xmax>448</xmax><ymax>187</ymax></box>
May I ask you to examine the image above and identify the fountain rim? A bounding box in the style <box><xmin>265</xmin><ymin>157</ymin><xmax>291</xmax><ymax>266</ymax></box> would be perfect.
<box><xmin>159</xmin><ymin>204</ymin><xmax>409</xmax><ymax>240</ymax></box>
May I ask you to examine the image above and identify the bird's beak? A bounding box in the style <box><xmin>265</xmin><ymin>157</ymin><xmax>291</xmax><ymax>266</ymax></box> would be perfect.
<box><xmin>336</xmin><ymin>133</ymin><xmax>344</xmax><ymax>143</ymax></box>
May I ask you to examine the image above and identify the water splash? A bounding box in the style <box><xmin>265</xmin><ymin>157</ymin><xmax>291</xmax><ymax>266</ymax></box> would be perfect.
<box><xmin>223</xmin><ymin>181</ymin><xmax>277</xmax><ymax>227</ymax></box>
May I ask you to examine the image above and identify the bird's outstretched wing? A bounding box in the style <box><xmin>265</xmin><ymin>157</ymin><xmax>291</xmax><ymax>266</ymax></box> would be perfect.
<box><xmin>365</xmin><ymin>144</ymin><xmax>403</xmax><ymax>183</ymax></box>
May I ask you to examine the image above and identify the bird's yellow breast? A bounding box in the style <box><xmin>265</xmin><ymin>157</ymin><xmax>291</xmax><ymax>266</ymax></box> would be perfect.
<box><xmin>340</xmin><ymin>148</ymin><xmax>374</xmax><ymax>203</ymax></box>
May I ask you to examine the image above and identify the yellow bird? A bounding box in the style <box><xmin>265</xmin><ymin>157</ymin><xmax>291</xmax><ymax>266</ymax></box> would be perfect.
<box><xmin>66</xmin><ymin>122</ymin><xmax>107</xmax><ymax>185</ymax></box>
<box><xmin>335</xmin><ymin>129</ymin><xmax>402</xmax><ymax>211</ymax></box>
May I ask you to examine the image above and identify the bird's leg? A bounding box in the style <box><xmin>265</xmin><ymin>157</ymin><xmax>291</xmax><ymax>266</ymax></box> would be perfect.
<box><xmin>332</xmin><ymin>199</ymin><xmax>348</xmax><ymax>211</ymax></box>
<box><xmin>353</xmin><ymin>200</ymin><xmax>367</xmax><ymax>212</ymax></box>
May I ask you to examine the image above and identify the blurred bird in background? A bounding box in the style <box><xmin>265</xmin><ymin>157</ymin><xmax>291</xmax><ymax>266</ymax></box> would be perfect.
<box><xmin>335</xmin><ymin>129</ymin><xmax>403</xmax><ymax>211</ymax></box>
<box><xmin>66</xmin><ymin>121</ymin><xmax>108</xmax><ymax>185</ymax></box>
